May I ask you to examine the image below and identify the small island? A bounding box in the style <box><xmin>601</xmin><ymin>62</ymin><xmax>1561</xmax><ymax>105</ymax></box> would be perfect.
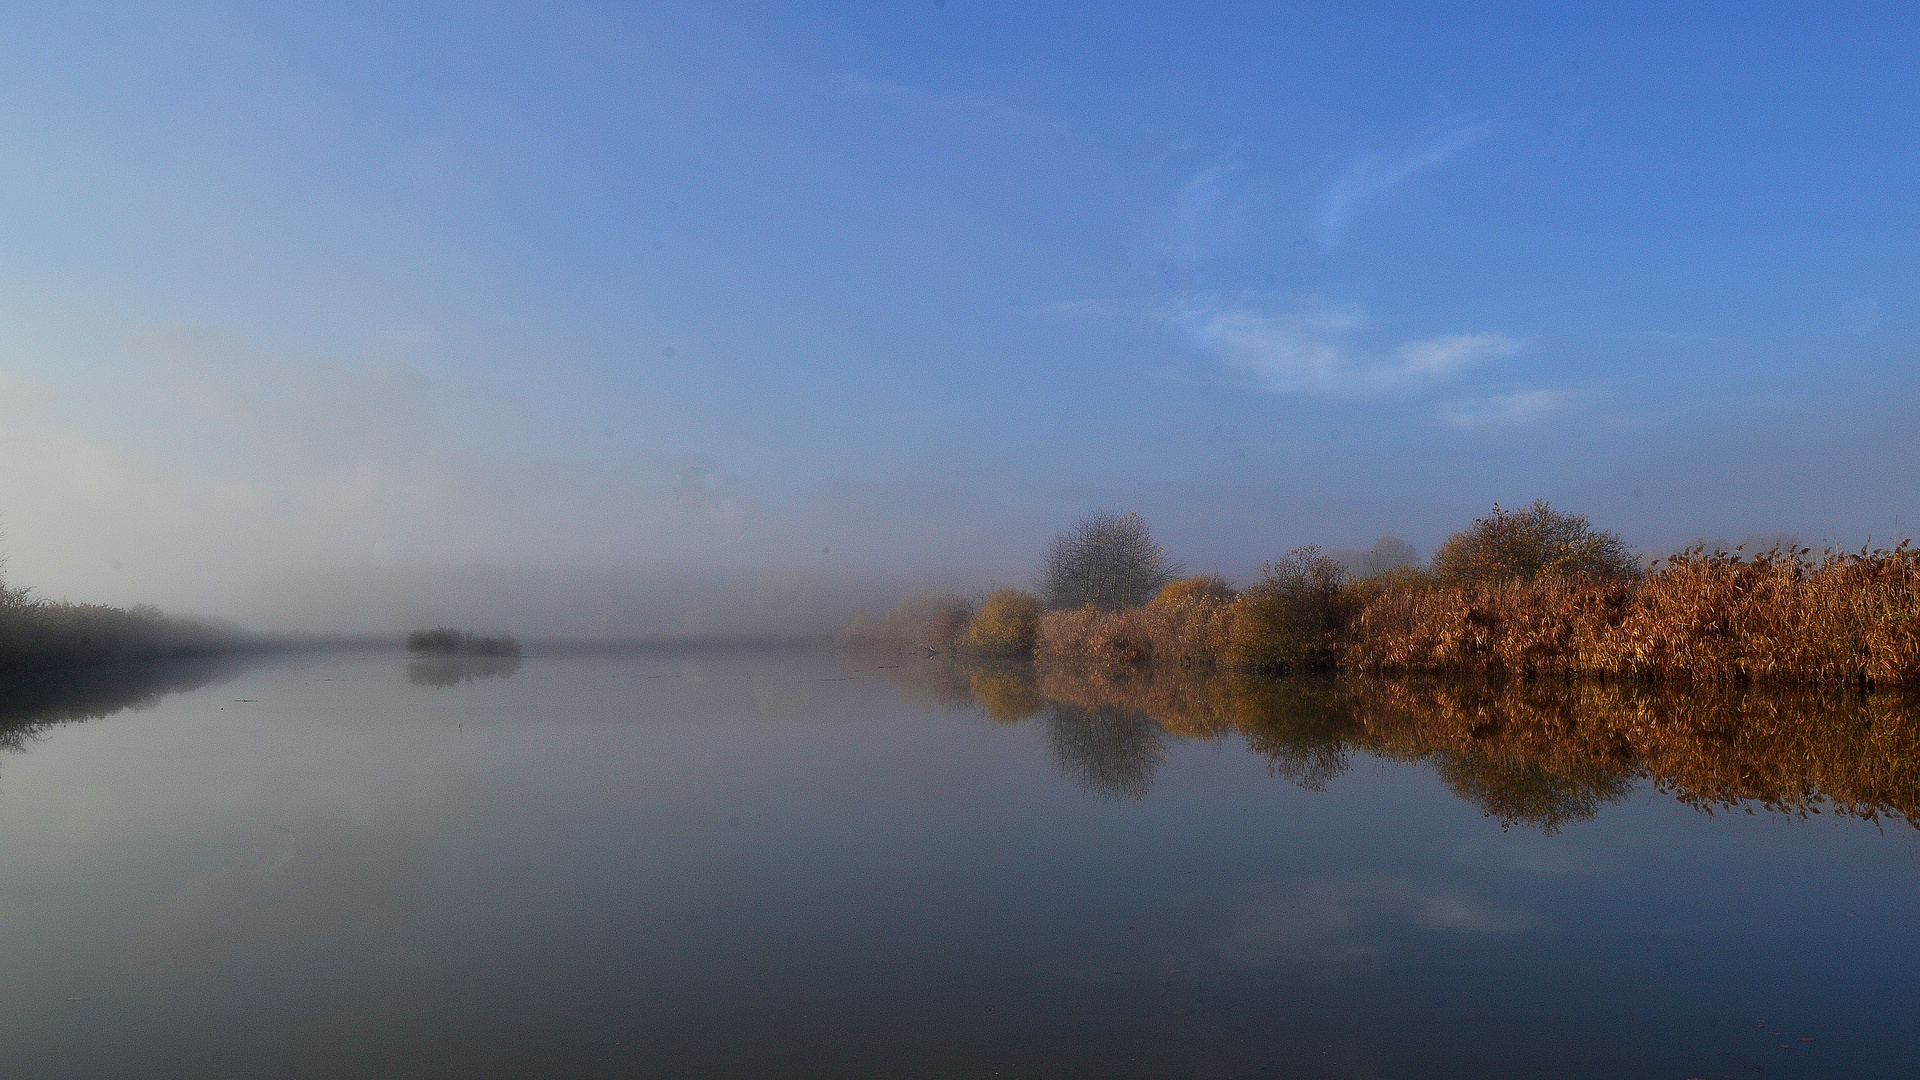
<box><xmin>405</xmin><ymin>627</ymin><xmax>523</xmax><ymax>658</ymax></box>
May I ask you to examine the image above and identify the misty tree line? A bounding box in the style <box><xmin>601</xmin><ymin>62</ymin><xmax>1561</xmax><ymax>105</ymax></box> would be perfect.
<box><xmin>1037</xmin><ymin>510</ymin><xmax>1426</xmax><ymax>612</ymax></box>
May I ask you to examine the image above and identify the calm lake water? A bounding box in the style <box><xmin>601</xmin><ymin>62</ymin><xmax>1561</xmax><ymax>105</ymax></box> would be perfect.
<box><xmin>1</xmin><ymin>647</ymin><xmax>1917</xmax><ymax>1078</ymax></box>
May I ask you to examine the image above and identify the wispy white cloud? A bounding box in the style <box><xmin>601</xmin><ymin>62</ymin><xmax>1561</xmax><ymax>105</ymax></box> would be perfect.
<box><xmin>1171</xmin><ymin>160</ymin><xmax>1237</xmax><ymax>265</ymax></box>
<box><xmin>1395</xmin><ymin>332</ymin><xmax>1522</xmax><ymax>375</ymax></box>
<box><xmin>1319</xmin><ymin>120</ymin><xmax>1488</xmax><ymax>248</ymax></box>
<box><xmin>1164</xmin><ymin>296</ymin><xmax>1519</xmax><ymax>395</ymax></box>
<box><xmin>830</xmin><ymin>71</ymin><xmax>911</xmax><ymax>99</ymax></box>
<box><xmin>1440</xmin><ymin>388</ymin><xmax>1580</xmax><ymax>429</ymax></box>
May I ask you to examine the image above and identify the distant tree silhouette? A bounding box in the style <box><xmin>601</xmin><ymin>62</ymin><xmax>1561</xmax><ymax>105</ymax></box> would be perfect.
<box><xmin>1040</xmin><ymin>510</ymin><xmax>1180</xmax><ymax>610</ymax></box>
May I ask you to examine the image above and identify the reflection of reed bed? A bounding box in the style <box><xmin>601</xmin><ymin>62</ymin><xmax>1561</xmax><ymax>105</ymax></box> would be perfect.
<box><xmin>1033</xmin><ymin>662</ymin><xmax>1242</xmax><ymax>737</ymax></box>
<box><xmin>856</xmin><ymin>652</ymin><xmax>981</xmax><ymax>712</ymax></box>
<box><xmin>1336</xmin><ymin>678</ymin><xmax>1920</xmax><ymax>824</ymax></box>
<box><xmin>0</xmin><ymin>658</ymin><xmax>240</xmax><ymax>750</ymax></box>
<box><xmin>1611</xmin><ymin>687</ymin><xmax>1920</xmax><ymax>825</ymax></box>
<box><xmin>909</xmin><ymin>658</ymin><xmax>1920</xmax><ymax>828</ymax></box>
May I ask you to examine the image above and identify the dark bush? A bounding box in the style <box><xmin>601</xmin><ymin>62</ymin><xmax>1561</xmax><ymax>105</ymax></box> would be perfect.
<box><xmin>406</xmin><ymin>627</ymin><xmax>522</xmax><ymax>657</ymax></box>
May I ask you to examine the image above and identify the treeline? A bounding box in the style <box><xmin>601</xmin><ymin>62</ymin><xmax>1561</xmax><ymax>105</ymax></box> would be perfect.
<box><xmin>843</xmin><ymin>501</ymin><xmax>1920</xmax><ymax>688</ymax></box>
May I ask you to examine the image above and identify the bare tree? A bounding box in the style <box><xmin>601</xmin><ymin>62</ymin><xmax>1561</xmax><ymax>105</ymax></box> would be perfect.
<box><xmin>1039</xmin><ymin>510</ymin><xmax>1180</xmax><ymax>610</ymax></box>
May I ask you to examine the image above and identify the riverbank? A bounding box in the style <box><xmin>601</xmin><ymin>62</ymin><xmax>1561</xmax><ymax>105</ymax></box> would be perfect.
<box><xmin>853</xmin><ymin>544</ymin><xmax>1920</xmax><ymax>688</ymax></box>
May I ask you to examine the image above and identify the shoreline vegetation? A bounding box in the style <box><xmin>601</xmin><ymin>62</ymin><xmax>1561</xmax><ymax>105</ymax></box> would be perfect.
<box><xmin>842</xmin><ymin>502</ymin><xmax>1920</xmax><ymax>688</ymax></box>
<box><xmin>0</xmin><ymin>578</ymin><xmax>251</xmax><ymax>672</ymax></box>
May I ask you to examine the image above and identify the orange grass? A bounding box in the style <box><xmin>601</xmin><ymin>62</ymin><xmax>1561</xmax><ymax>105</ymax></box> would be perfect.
<box><xmin>1351</xmin><ymin>544</ymin><xmax>1920</xmax><ymax>686</ymax></box>
<box><xmin>1033</xmin><ymin>595</ymin><xmax>1232</xmax><ymax>670</ymax></box>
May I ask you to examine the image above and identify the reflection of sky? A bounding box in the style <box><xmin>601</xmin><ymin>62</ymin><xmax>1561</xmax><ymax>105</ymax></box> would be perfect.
<box><xmin>0</xmin><ymin>650</ymin><xmax>1916</xmax><ymax>1076</ymax></box>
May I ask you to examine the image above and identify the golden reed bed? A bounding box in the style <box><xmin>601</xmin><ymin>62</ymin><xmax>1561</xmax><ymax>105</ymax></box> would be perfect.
<box><xmin>1032</xmin><ymin>546</ymin><xmax>1920</xmax><ymax>687</ymax></box>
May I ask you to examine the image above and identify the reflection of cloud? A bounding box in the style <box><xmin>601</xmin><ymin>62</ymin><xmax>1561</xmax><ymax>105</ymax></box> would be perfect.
<box><xmin>117</xmin><ymin>817</ymin><xmax>427</xmax><ymax>969</ymax></box>
<box><xmin>1217</xmin><ymin>874</ymin><xmax>1533</xmax><ymax>972</ymax></box>
<box><xmin>1166</xmin><ymin>296</ymin><xmax>1519</xmax><ymax>395</ymax></box>
<box><xmin>1319</xmin><ymin>120</ymin><xmax>1488</xmax><ymax>248</ymax></box>
<box><xmin>1440</xmin><ymin>389</ymin><xmax>1579</xmax><ymax>429</ymax></box>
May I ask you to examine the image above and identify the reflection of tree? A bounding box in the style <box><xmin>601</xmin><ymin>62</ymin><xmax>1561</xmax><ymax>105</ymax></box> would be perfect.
<box><xmin>970</xmin><ymin>668</ymin><xmax>1044</xmax><ymax>723</ymax></box>
<box><xmin>0</xmin><ymin>657</ymin><xmax>241</xmax><ymax>751</ymax></box>
<box><xmin>405</xmin><ymin>655</ymin><xmax>523</xmax><ymax>687</ymax></box>
<box><xmin>1231</xmin><ymin>680</ymin><xmax>1352</xmax><ymax>793</ymax></box>
<box><xmin>1429</xmin><ymin>752</ymin><xmax>1637</xmax><ymax>834</ymax></box>
<box><xmin>1045</xmin><ymin>702</ymin><xmax>1166</xmax><ymax>801</ymax></box>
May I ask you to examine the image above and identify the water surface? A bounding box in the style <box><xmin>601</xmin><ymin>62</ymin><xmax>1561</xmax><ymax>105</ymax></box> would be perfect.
<box><xmin>1</xmin><ymin>648</ymin><xmax>1916</xmax><ymax>1078</ymax></box>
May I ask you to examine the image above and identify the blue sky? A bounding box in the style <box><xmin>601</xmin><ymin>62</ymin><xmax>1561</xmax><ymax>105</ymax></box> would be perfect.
<box><xmin>0</xmin><ymin>2</ymin><xmax>1915</xmax><ymax>631</ymax></box>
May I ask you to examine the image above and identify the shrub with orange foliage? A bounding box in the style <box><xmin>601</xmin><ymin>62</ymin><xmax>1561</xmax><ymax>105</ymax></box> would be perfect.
<box><xmin>1151</xmin><ymin>575</ymin><xmax>1237</xmax><ymax>607</ymax></box>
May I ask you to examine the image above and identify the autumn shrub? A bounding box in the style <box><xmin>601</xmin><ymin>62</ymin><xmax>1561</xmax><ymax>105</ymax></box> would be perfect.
<box><xmin>1222</xmin><ymin>546</ymin><xmax>1351</xmax><ymax>674</ymax></box>
<box><xmin>1430</xmin><ymin>501</ymin><xmax>1639</xmax><ymax>586</ymax></box>
<box><xmin>924</xmin><ymin>594</ymin><xmax>977</xmax><ymax>651</ymax></box>
<box><xmin>965</xmin><ymin>588</ymin><xmax>1043</xmax><ymax>656</ymax></box>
